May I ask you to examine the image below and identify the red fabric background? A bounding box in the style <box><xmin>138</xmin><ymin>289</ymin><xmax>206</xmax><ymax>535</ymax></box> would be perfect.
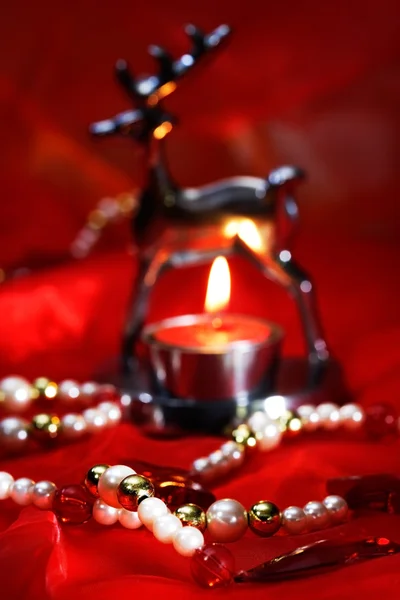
<box><xmin>1</xmin><ymin>0</ymin><xmax>400</xmax><ymax>598</ymax></box>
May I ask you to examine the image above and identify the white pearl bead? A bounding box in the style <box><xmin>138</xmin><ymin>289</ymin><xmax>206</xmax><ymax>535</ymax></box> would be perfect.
<box><xmin>172</xmin><ymin>526</ymin><xmax>204</xmax><ymax>557</ymax></box>
<box><xmin>281</xmin><ymin>506</ymin><xmax>308</xmax><ymax>534</ymax></box>
<box><xmin>82</xmin><ymin>408</ymin><xmax>108</xmax><ymax>432</ymax></box>
<box><xmin>247</xmin><ymin>411</ymin><xmax>270</xmax><ymax>432</ymax></box>
<box><xmin>316</xmin><ymin>403</ymin><xmax>340</xmax><ymax>430</ymax></box>
<box><xmin>257</xmin><ymin>422</ymin><xmax>282</xmax><ymax>451</ymax></box>
<box><xmin>137</xmin><ymin>497</ymin><xmax>169</xmax><ymax>531</ymax></box>
<box><xmin>207</xmin><ymin>450</ymin><xmax>230</xmax><ymax>477</ymax></box>
<box><xmin>263</xmin><ymin>395</ymin><xmax>288</xmax><ymax>420</ymax></box>
<box><xmin>153</xmin><ymin>514</ymin><xmax>182</xmax><ymax>543</ymax></box>
<box><xmin>10</xmin><ymin>477</ymin><xmax>35</xmax><ymax>505</ymax></box>
<box><xmin>191</xmin><ymin>457</ymin><xmax>211</xmax><ymax>475</ymax></box>
<box><xmin>0</xmin><ymin>471</ymin><xmax>14</xmax><ymax>499</ymax></box>
<box><xmin>0</xmin><ymin>417</ymin><xmax>30</xmax><ymax>451</ymax></box>
<box><xmin>61</xmin><ymin>413</ymin><xmax>87</xmax><ymax>438</ymax></box>
<box><xmin>190</xmin><ymin>457</ymin><xmax>215</xmax><ymax>483</ymax></box>
<box><xmin>93</xmin><ymin>499</ymin><xmax>120</xmax><ymax>525</ymax></box>
<box><xmin>32</xmin><ymin>481</ymin><xmax>57</xmax><ymax>510</ymax></box>
<box><xmin>339</xmin><ymin>404</ymin><xmax>365</xmax><ymax>430</ymax></box>
<box><xmin>323</xmin><ymin>495</ymin><xmax>348</xmax><ymax>523</ymax></box>
<box><xmin>99</xmin><ymin>197</ymin><xmax>119</xmax><ymax>218</ymax></box>
<box><xmin>80</xmin><ymin>382</ymin><xmax>98</xmax><ymax>403</ymax></box>
<box><xmin>0</xmin><ymin>376</ymin><xmax>32</xmax><ymax>412</ymax></box>
<box><xmin>119</xmin><ymin>509</ymin><xmax>143</xmax><ymax>529</ymax></box>
<box><xmin>58</xmin><ymin>380</ymin><xmax>80</xmax><ymax>401</ymax></box>
<box><xmin>98</xmin><ymin>465</ymin><xmax>135</xmax><ymax>509</ymax></box>
<box><xmin>220</xmin><ymin>441</ymin><xmax>245</xmax><ymax>468</ymax></box>
<box><xmin>303</xmin><ymin>501</ymin><xmax>330</xmax><ymax>530</ymax></box>
<box><xmin>206</xmin><ymin>499</ymin><xmax>248</xmax><ymax>542</ymax></box>
<box><xmin>296</xmin><ymin>404</ymin><xmax>320</xmax><ymax>431</ymax></box>
<box><xmin>97</xmin><ymin>402</ymin><xmax>122</xmax><ymax>424</ymax></box>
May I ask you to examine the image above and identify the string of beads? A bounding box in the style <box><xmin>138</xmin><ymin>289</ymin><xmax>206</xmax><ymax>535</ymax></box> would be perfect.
<box><xmin>0</xmin><ymin>374</ymin><xmax>397</xmax><ymax>587</ymax></box>
<box><xmin>0</xmin><ymin>462</ymin><xmax>350</xmax><ymax>588</ymax></box>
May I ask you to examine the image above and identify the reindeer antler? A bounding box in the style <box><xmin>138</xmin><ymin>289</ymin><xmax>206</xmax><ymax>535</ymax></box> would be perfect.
<box><xmin>135</xmin><ymin>23</ymin><xmax>230</xmax><ymax>98</ymax></box>
<box><xmin>185</xmin><ymin>24</ymin><xmax>206</xmax><ymax>57</ymax></box>
<box><xmin>115</xmin><ymin>59</ymin><xmax>140</xmax><ymax>102</ymax></box>
<box><xmin>89</xmin><ymin>23</ymin><xmax>231</xmax><ymax>140</ymax></box>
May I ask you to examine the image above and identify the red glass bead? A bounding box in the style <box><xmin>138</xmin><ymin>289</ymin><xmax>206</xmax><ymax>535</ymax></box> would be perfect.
<box><xmin>327</xmin><ymin>474</ymin><xmax>400</xmax><ymax>513</ymax></box>
<box><xmin>191</xmin><ymin>543</ymin><xmax>235</xmax><ymax>588</ymax></box>
<box><xmin>388</xmin><ymin>492</ymin><xmax>400</xmax><ymax>514</ymax></box>
<box><xmin>155</xmin><ymin>476</ymin><xmax>216</xmax><ymax>511</ymax></box>
<box><xmin>120</xmin><ymin>460</ymin><xmax>216</xmax><ymax>510</ymax></box>
<box><xmin>52</xmin><ymin>484</ymin><xmax>94</xmax><ymax>524</ymax></box>
<box><xmin>126</xmin><ymin>460</ymin><xmax>190</xmax><ymax>481</ymax></box>
<box><xmin>93</xmin><ymin>384</ymin><xmax>120</xmax><ymax>404</ymax></box>
<box><xmin>365</xmin><ymin>403</ymin><xmax>398</xmax><ymax>439</ymax></box>
<box><xmin>234</xmin><ymin>537</ymin><xmax>400</xmax><ymax>582</ymax></box>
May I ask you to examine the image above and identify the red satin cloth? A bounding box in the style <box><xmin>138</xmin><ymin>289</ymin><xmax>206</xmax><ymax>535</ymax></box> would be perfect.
<box><xmin>1</xmin><ymin>0</ymin><xmax>400</xmax><ymax>598</ymax></box>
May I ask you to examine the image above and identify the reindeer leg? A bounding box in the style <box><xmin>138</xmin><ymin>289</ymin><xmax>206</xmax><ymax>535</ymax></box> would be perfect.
<box><xmin>122</xmin><ymin>255</ymin><xmax>150</xmax><ymax>373</ymax></box>
<box><xmin>121</xmin><ymin>249</ymin><xmax>170</xmax><ymax>373</ymax></box>
<box><xmin>273</xmin><ymin>252</ymin><xmax>329</xmax><ymax>385</ymax></box>
<box><xmin>233</xmin><ymin>238</ymin><xmax>329</xmax><ymax>386</ymax></box>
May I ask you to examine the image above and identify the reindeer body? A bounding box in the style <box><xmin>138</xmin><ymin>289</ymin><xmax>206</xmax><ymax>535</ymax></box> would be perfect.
<box><xmin>134</xmin><ymin>132</ymin><xmax>303</xmax><ymax>246</ymax></box>
<box><xmin>90</xmin><ymin>24</ymin><xmax>329</xmax><ymax>385</ymax></box>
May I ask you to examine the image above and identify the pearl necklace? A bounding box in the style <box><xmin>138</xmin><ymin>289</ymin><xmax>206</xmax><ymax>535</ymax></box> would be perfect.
<box><xmin>0</xmin><ymin>373</ymin><xmax>398</xmax><ymax>588</ymax></box>
<box><xmin>0</xmin><ymin>190</ymin><xmax>137</xmax><ymax>285</ymax></box>
<box><xmin>0</xmin><ymin>460</ymin><xmax>350</xmax><ymax>588</ymax></box>
<box><xmin>0</xmin><ymin>376</ymin><xmax>125</xmax><ymax>452</ymax></box>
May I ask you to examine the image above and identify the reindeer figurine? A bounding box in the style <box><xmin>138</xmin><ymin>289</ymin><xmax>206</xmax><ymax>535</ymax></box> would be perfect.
<box><xmin>90</xmin><ymin>23</ymin><xmax>329</xmax><ymax>388</ymax></box>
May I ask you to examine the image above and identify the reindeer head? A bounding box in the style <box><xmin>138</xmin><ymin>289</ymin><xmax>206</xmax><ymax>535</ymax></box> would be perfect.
<box><xmin>90</xmin><ymin>24</ymin><xmax>231</xmax><ymax>144</ymax></box>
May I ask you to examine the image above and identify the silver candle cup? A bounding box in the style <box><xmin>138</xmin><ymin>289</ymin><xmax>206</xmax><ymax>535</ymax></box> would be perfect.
<box><xmin>142</xmin><ymin>314</ymin><xmax>283</xmax><ymax>402</ymax></box>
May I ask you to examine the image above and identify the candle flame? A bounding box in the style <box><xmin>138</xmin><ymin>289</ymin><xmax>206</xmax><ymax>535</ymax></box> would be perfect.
<box><xmin>223</xmin><ymin>218</ymin><xmax>264</xmax><ymax>253</ymax></box>
<box><xmin>237</xmin><ymin>219</ymin><xmax>264</xmax><ymax>252</ymax></box>
<box><xmin>205</xmin><ymin>256</ymin><xmax>231</xmax><ymax>313</ymax></box>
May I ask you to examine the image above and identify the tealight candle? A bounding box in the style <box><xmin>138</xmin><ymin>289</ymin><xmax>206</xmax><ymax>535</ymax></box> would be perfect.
<box><xmin>154</xmin><ymin>314</ymin><xmax>272</xmax><ymax>350</ymax></box>
<box><xmin>142</xmin><ymin>257</ymin><xmax>283</xmax><ymax>402</ymax></box>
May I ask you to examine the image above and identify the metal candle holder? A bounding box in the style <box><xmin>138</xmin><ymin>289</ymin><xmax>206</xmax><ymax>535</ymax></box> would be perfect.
<box><xmin>90</xmin><ymin>23</ymin><xmax>348</xmax><ymax>435</ymax></box>
<box><xmin>142</xmin><ymin>314</ymin><xmax>284</xmax><ymax>402</ymax></box>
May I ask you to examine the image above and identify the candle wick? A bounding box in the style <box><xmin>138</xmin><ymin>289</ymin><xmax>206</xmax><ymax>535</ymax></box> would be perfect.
<box><xmin>211</xmin><ymin>314</ymin><xmax>223</xmax><ymax>330</ymax></box>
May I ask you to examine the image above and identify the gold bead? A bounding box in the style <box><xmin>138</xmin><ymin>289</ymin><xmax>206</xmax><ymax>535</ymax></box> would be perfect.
<box><xmin>278</xmin><ymin>409</ymin><xmax>294</xmax><ymax>432</ymax></box>
<box><xmin>174</xmin><ymin>503</ymin><xmax>207</xmax><ymax>532</ymax></box>
<box><xmin>117</xmin><ymin>474</ymin><xmax>154</xmax><ymax>511</ymax></box>
<box><xmin>286</xmin><ymin>416</ymin><xmax>303</xmax><ymax>436</ymax></box>
<box><xmin>44</xmin><ymin>381</ymin><xmax>58</xmax><ymax>399</ymax></box>
<box><xmin>117</xmin><ymin>192</ymin><xmax>137</xmax><ymax>214</ymax></box>
<box><xmin>31</xmin><ymin>414</ymin><xmax>61</xmax><ymax>441</ymax></box>
<box><xmin>32</xmin><ymin>377</ymin><xmax>53</xmax><ymax>400</ymax></box>
<box><xmin>248</xmin><ymin>500</ymin><xmax>281</xmax><ymax>537</ymax></box>
<box><xmin>33</xmin><ymin>377</ymin><xmax>50</xmax><ymax>395</ymax></box>
<box><xmin>231</xmin><ymin>424</ymin><xmax>257</xmax><ymax>449</ymax></box>
<box><xmin>88</xmin><ymin>209</ymin><xmax>107</xmax><ymax>230</ymax></box>
<box><xmin>84</xmin><ymin>464</ymin><xmax>110</xmax><ymax>497</ymax></box>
